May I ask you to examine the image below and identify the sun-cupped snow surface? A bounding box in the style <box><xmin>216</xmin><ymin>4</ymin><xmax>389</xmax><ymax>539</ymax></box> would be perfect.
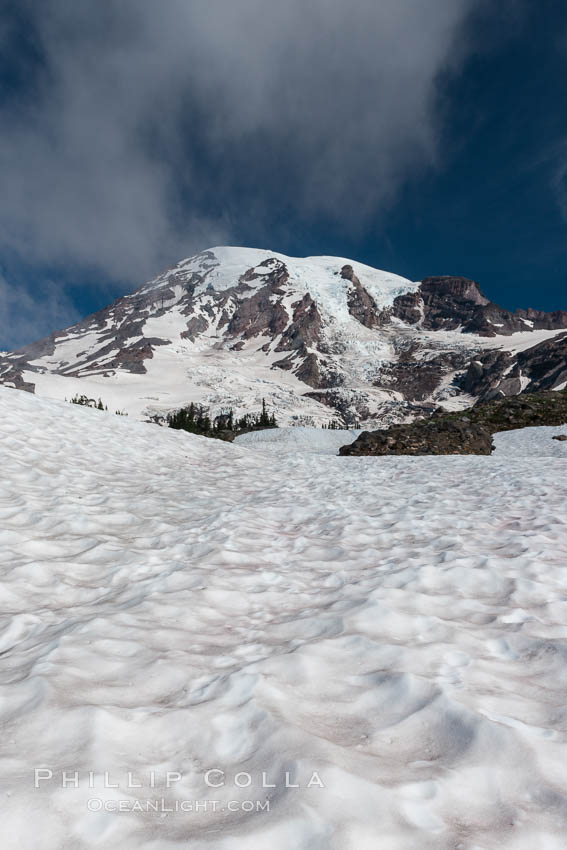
<box><xmin>3</xmin><ymin>387</ymin><xmax>567</xmax><ymax>849</ymax></box>
<box><xmin>234</xmin><ymin>426</ymin><xmax>362</xmax><ymax>455</ymax></box>
<box><xmin>493</xmin><ymin>424</ymin><xmax>567</xmax><ymax>457</ymax></box>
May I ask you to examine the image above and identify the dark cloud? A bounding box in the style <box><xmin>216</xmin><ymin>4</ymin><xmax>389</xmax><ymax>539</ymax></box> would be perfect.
<box><xmin>0</xmin><ymin>1</ymin><xmax>481</xmax><ymax>297</ymax></box>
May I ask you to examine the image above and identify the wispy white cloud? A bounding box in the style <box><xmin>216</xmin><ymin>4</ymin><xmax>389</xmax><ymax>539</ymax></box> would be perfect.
<box><xmin>0</xmin><ymin>0</ymin><xmax>485</xmax><ymax>287</ymax></box>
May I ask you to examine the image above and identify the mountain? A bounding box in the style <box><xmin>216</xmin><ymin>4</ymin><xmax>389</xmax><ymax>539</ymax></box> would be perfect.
<box><xmin>1</xmin><ymin>246</ymin><xmax>567</xmax><ymax>426</ymax></box>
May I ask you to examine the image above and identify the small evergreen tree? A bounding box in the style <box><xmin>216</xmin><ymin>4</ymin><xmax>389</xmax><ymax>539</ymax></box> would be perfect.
<box><xmin>260</xmin><ymin>398</ymin><xmax>268</xmax><ymax>426</ymax></box>
<box><xmin>167</xmin><ymin>400</ymin><xmax>278</xmax><ymax>440</ymax></box>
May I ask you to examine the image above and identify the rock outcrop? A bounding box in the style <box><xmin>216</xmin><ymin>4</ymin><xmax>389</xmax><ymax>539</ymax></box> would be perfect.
<box><xmin>387</xmin><ymin>276</ymin><xmax>567</xmax><ymax>338</ymax></box>
<box><xmin>339</xmin><ymin>418</ymin><xmax>493</xmax><ymax>456</ymax></box>
<box><xmin>342</xmin><ymin>264</ymin><xmax>379</xmax><ymax>329</ymax></box>
<box><xmin>460</xmin><ymin>332</ymin><xmax>567</xmax><ymax>400</ymax></box>
<box><xmin>340</xmin><ymin>390</ymin><xmax>567</xmax><ymax>456</ymax></box>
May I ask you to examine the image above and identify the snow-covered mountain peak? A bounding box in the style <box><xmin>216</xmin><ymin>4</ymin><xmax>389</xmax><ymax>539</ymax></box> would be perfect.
<box><xmin>1</xmin><ymin>246</ymin><xmax>567</xmax><ymax>426</ymax></box>
<box><xmin>139</xmin><ymin>246</ymin><xmax>417</xmax><ymax>318</ymax></box>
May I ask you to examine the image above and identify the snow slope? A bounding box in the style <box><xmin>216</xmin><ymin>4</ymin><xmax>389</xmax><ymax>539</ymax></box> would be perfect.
<box><xmin>493</xmin><ymin>424</ymin><xmax>567</xmax><ymax>457</ymax></box>
<box><xmin>234</xmin><ymin>426</ymin><xmax>362</xmax><ymax>455</ymax></box>
<box><xmin>3</xmin><ymin>387</ymin><xmax>567</xmax><ymax>848</ymax></box>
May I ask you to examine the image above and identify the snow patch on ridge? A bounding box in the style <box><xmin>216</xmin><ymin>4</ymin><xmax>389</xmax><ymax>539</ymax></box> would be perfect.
<box><xmin>234</xmin><ymin>426</ymin><xmax>362</xmax><ymax>455</ymax></box>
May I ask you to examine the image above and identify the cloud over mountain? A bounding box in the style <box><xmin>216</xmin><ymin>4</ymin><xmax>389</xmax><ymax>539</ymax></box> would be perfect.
<box><xmin>0</xmin><ymin>0</ymin><xmax>480</xmax><ymax>285</ymax></box>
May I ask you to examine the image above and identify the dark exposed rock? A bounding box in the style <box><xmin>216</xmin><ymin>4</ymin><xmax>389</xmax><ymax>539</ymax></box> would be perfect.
<box><xmin>339</xmin><ymin>265</ymin><xmax>356</xmax><ymax>282</ymax></box>
<box><xmin>96</xmin><ymin>338</ymin><xmax>170</xmax><ymax>375</ymax></box>
<box><xmin>450</xmin><ymin>390</ymin><xmax>567</xmax><ymax>432</ymax></box>
<box><xmin>381</xmin><ymin>291</ymin><xmax>422</xmax><ymax>326</ymax></box>
<box><xmin>460</xmin><ymin>332</ymin><xmax>567</xmax><ymax>400</ymax></box>
<box><xmin>340</xmin><ymin>418</ymin><xmax>493</xmax><ymax>456</ymax></box>
<box><xmin>240</xmin><ymin>257</ymin><xmax>287</xmax><ymax>290</ymax></box>
<box><xmin>271</xmin><ymin>353</ymin><xmax>296</xmax><ymax>372</ymax></box>
<box><xmin>386</xmin><ymin>276</ymin><xmax>492</xmax><ymax>334</ymax></box>
<box><xmin>226</xmin><ymin>288</ymin><xmax>289</xmax><ymax>340</ymax></box>
<box><xmin>294</xmin><ymin>353</ymin><xmax>321</xmax><ymax>388</ymax></box>
<box><xmin>459</xmin><ymin>351</ymin><xmax>510</xmax><ymax>396</ymax></box>
<box><xmin>515</xmin><ymin>307</ymin><xmax>567</xmax><ymax>331</ymax></box>
<box><xmin>0</xmin><ymin>369</ymin><xmax>36</xmax><ymax>393</ymax></box>
<box><xmin>387</xmin><ymin>276</ymin><xmax>567</xmax><ymax>338</ymax></box>
<box><xmin>275</xmin><ymin>293</ymin><xmax>322</xmax><ymax>352</ymax></box>
<box><xmin>377</xmin><ymin>346</ymin><xmax>471</xmax><ymax>402</ymax></box>
<box><xmin>516</xmin><ymin>332</ymin><xmax>567</xmax><ymax>389</ymax></box>
<box><xmin>181</xmin><ymin>317</ymin><xmax>209</xmax><ymax>342</ymax></box>
<box><xmin>342</xmin><ymin>265</ymin><xmax>379</xmax><ymax>329</ymax></box>
<box><xmin>341</xmin><ymin>390</ymin><xmax>567</xmax><ymax>456</ymax></box>
<box><xmin>421</xmin><ymin>276</ymin><xmax>490</xmax><ymax>306</ymax></box>
<box><xmin>223</xmin><ymin>263</ymin><xmax>291</xmax><ymax>340</ymax></box>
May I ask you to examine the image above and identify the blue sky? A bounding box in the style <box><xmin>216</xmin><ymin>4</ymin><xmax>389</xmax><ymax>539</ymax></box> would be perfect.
<box><xmin>1</xmin><ymin>0</ymin><xmax>566</xmax><ymax>349</ymax></box>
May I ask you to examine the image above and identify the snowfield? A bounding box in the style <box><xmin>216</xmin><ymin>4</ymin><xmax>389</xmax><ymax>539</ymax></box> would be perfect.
<box><xmin>2</xmin><ymin>386</ymin><xmax>567</xmax><ymax>849</ymax></box>
<box><xmin>234</xmin><ymin>426</ymin><xmax>362</xmax><ymax>455</ymax></box>
<box><xmin>493</xmin><ymin>424</ymin><xmax>567</xmax><ymax>457</ymax></box>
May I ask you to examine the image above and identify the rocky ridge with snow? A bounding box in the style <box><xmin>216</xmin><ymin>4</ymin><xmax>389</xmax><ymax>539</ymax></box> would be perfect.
<box><xmin>1</xmin><ymin>246</ymin><xmax>566</xmax><ymax>426</ymax></box>
<box><xmin>341</xmin><ymin>389</ymin><xmax>567</xmax><ymax>457</ymax></box>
